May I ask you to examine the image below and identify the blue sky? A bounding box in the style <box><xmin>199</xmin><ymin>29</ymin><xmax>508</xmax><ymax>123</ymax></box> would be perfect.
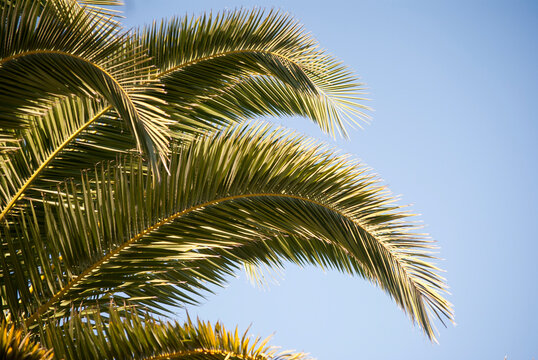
<box><xmin>122</xmin><ymin>1</ymin><xmax>537</xmax><ymax>359</ymax></box>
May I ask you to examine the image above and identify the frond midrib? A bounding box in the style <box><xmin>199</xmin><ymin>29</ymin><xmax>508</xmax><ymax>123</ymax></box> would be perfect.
<box><xmin>24</xmin><ymin>192</ymin><xmax>420</xmax><ymax>327</ymax></box>
<box><xmin>0</xmin><ymin>48</ymin><xmax>147</xmax><ymax>135</ymax></box>
<box><xmin>0</xmin><ymin>50</ymin><xmax>118</xmax><ymax>84</ymax></box>
<box><xmin>156</xmin><ymin>49</ymin><xmax>299</xmax><ymax>78</ymax></box>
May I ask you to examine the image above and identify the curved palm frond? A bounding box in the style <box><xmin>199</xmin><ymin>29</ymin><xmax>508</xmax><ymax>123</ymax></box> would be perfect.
<box><xmin>139</xmin><ymin>9</ymin><xmax>370</xmax><ymax>138</ymax></box>
<box><xmin>1</xmin><ymin>123</ymin><xmax>452</xmax><ymax>341</ymax></box>
<box><xmin>170</xmin><ymin>74</ymin><xmax>369</xmax><ymax>139</ymax></box>
<box><xmin>40</xmin><ymin>305</ymin><xmax>309</xmax><ymax>360</ymax></box>
<box><xmin>0</xmin><ymin>5</ymin><xmax>374</xmax><ymax>226</ymax></box>
<box><xmin>0</xmin><ymin>2</ymin><xmax>453</xmax><ymax>354</ymax></box>
<box><xmin>0</xmin><ymin>0</ymin><xmax>170</xmax><ymax>165</ymax></box>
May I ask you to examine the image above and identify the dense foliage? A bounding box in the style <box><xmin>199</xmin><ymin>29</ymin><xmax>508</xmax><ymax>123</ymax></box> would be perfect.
<box><xmin>0</xmin><ymin>0</ymin><xmax>452</xmax><ymax>358</ymax></box>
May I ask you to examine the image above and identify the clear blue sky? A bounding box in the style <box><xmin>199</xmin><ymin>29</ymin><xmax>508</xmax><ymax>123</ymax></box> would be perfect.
<box><xmin>121</xmin><ymin>1</ymin><xmax>538</xmax><ymax>359</ymax></box>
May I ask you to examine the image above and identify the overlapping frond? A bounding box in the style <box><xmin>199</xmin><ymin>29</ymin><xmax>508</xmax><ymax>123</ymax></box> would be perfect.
<box><xmin>40</xmin><ymin>306</ymin><xmax>310</xmax><ymax>360</ymax></box>
<box><xmin>1</xmin><ymin>123</ymin><xmax>452</xmax><ymax>340</ymax></box>
<box><xmin>0</xmin><ymin>2</ymin><xmax>452</xmax><ymax>353</ymax></box>
<box><xmin>0</xmin><ymin>0</ymin><xmax>170</xmax><ymax>164</ymax></box>
<box><xmin>138</xmin><ymin>9</ymin><xmax>370</xmax><ymax>137</ymax></box>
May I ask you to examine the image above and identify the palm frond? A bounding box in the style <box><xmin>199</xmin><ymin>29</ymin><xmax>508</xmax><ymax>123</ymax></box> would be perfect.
<box><xmin>0</xmin><ymin>0</ymin><xmax>170</xmax><ymax>165</ymax></box>
<box><xmin>167</xmin><ymin>74</ymin><xmax>370</xmax><ymax>140</ymax></box>
<box><xmin>0</xmin><ymin>93</ymin><xmax>167</xmax><ymax>225</ymax></box>
<box><xmin>2</xmin><ymin>123</ymin><xmax>452</xmax><ymax>341</ymax></box>
<box><xmin>40</xmin><ymin>305</ymin><xmax>310</xmax><ymax>360</ymax></box>
<box><xmin>34</xmin><ymin>0</ymin><xmax>124</xmax><ymax>21</ymax></box>
<box><xmin>139</xmin><ymin>9</ymin><xmax>370</xmax><ymax>137</ymax></box>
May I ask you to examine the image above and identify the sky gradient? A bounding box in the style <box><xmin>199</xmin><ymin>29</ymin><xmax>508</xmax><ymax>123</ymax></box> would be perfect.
<box><xmin>121</xmin><ymin>1</ymin><xmax>538</xmax><ymax>359</ymax></box>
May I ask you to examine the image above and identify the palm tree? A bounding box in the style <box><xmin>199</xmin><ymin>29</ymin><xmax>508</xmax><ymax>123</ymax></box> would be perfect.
<box><xmin>0</xmin><ymin>0</ymin><xmax>453</xmax><ymax>358</ymax></box>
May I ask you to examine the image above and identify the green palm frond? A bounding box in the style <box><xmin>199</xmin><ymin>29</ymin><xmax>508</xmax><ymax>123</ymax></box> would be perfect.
<box><xmin>139</xmin><ymin>9</ymin><xmax>369</xmax><ymax>137</ymax></box>
<box><xmin>41</xmin><ymin>0</ymin><xmax>124</xmax><ymax>26</ymax></box>
<box><xmin>1</xmin><ymin>123</ymin><xmax>452</xmax><ymax>341</ymax></box>
<box><xmin>0</xmin><ymin>2</ymin><xmax>453</xmax><ymax>353</ymax></box>
<box><xmin>0</xmin><ymin>0</ymin><xmax>170</xmax><ymax>164</ymax></box>
<box><xmin>170</xmin><ymin>75</ymin><xmax>370</xmax><ymax>138</ymax></box>
<box><xmin>40</xmin><ymin>305</ymin><xmax>309</xmax><ymax>360</ymax></box>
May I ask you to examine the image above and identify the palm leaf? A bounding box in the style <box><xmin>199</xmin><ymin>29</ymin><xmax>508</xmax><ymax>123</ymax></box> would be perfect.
<box><xmin>40</xmin><ymin>305</ymin><xmax>310</xmax><ymax>360</ymax></box>
<box><xmin>1</xmin><ymin>123</ymin><xmax>452</xmax><ymax>341</ymax></box>
<box><xmin>174</xmin><ymin>75</ymin><xmax>369</xmax><ymax>136</ymax></box>
<box><xmin>138</xmin><ymin>9</ymin><xmax>370</xmax><ymax>137</ymax></box>
<box><xmin>0</xmin><ymin>93</ymin><xmax>167</xmax><ymax>224</ymax></box>
<box><xmin>0</xmin><ymin>0</ymin><xmax>170</xmax><ymax>165</ymax></box>
<box><xmin>0</xmin><ymin>5</ymin><xmax>373</xmax><ymax>227</ymax></box>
